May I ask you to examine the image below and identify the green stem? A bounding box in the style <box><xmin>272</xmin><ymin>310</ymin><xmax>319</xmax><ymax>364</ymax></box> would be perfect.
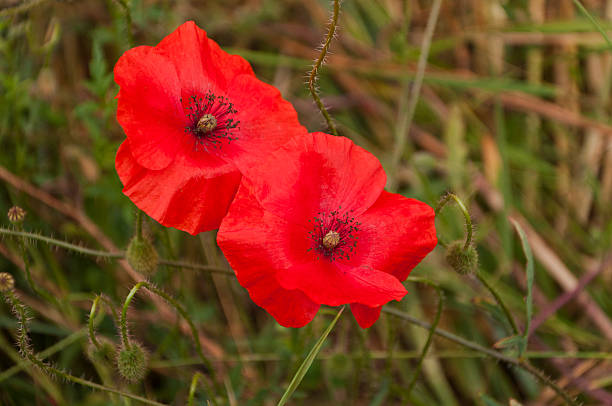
<box><xmin>382</xmin><ymin>307</ymin><xmax>579</xmax><ymax>406</ymax></box>
<box><xmin>120</xmin><ymin>281</ymin><xmax>218</xmax><ymax>399</ymax></box>
<box><xmin>2</xmin><ymin>291</ymin><xmax>168</xmax><ymax>406</ymax></box>
<box><xmin>187</xmin><ymin>372</ymin><xmax>204</xmax><ymax>406</ymax></box>
<box><xmin>476</xmin><ymin>272</ymin><xmax>520</xmax><ymax>336</ymax></box>
<box><xmin>0</xmin><ymin>228</ymin><xmax>230</xmax><ymax>274</ymax></box>
<box><xmin>308</xmin><ymin>0</ymin><xmax>340</xmax><ymax>136</ymax></box>
<box><xmin>89</xmin><ymin>296</ymin><xmax>103</xmax><ymax>351</ymax></box>
<box><xmin>114</xmin><ymin>0</ymin><xmax>134</xmax><ymax>47</ymax></box>
<box><xmin>403</xmin><ymin>277</ymin><xmax>444</xmax><ymax>398</ymax></box>
<box><xmin>389</xmin><ymin>0</ymin><xmax>443</xmax><ymax>192</ymax></box>
<box><xmin>435</xmin><ymin>192</ymin><xmax>473</xmax><ymax>250</ymax></box>
<box><xmin>573</xmin><ymin>0</ymin><xmax>612</xmax><ymax>49</ymax></box>
<box><xmin>136</xmin><ymin>210</ymin><xmax>143</xmax><ymax>240</ymax></box>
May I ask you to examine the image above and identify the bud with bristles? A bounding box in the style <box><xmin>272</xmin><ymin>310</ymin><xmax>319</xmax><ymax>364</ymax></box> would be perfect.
<box><xmin>116</xmin><ymin>342</ymin><xmax>148</xmax><ymax>382</ymax></box>
<box><xmin>445</xmin><ymin>240</ymin><xmax>479</xmax><ymax>275</ymax></box>
<box><xmin>126</xmin><ymin>236</ymin><xmax>158</xmax><ymax>275</ymax></box>
<box><xmin>7</xmin><ymin>206</ymin><xmax>26</xmax><ymax>224</ymax></box>
<box><xmin>0</xmin><ymin>273</ymin><xmax>15</xmax><ymax>292</ymax></box>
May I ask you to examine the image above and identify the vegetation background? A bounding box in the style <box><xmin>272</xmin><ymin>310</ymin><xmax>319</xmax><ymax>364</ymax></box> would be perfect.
<box><xmin>1</xmin><ymin>0</ymin><xmax>611</xmax><ymax>405</ymax></box>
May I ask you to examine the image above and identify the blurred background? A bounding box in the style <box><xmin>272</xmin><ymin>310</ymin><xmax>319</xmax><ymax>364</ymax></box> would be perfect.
<box><xmin>1</xmin><ymin>0</ymin><xmax>611</xmax><ymax>405</ymax></box>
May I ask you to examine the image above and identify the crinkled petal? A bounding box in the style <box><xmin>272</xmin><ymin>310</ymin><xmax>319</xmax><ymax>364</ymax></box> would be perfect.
<box><xmin>242</xmin><ymin>132</ymin><xmax>386</xmax><ymax>226</ymax></box>
<box><xmin>350</xmin><ymin>303</ymin><xmax>382</xmax><ymax>328</ymax></box>
<box><xmin>218</xmin><ymin>183</ymin><xmax>318</xmax><ymax>327</ymax></box>
<box><xmin>276</xmin><ymin>260</ymin><xmax>407</xmax><ymax>307</ymax></box>
<box><xmin>354</xmin><ymin>191</ymin><xmax>437</xmax><ymax>281</ymax></box>
<box><xmin>114</xmin><ymin>46</ymin><xmax>185</xmax><ymax>170</ymax></box>
<box><xmin>219</xmin><ymin>74</ymin><xmax>307</xmax><ymax>169</ymax></box>
<box><xmin>116</xmin><ymin>141</ymin><xmax>240</xmax><ymax>234</ymax></box>
<box><xmin>156</xmin><ymin>21</ymin><xmax>253</xmax><ymax>94</ymax></box>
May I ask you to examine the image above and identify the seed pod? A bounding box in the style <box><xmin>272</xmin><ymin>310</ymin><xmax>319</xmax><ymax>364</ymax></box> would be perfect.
<box><xmin>116</xmin><ymin>342</ymin><xmax>148</xmax><ymax>382</ymax></box>
<box><xmin>0</xmin><ymin>273</ymin><xmax>15</xmax><ymax>293</ymax></box>
<box><xmin>126</xmin><ymin>236</ymin><xmax>158</xmax><ymax>275</ymax></box>
<box><xmin>7</xmin><ymin>206</ymin><xmax>26</xmax><ymax>224</ymax></box>
<box><xmin>445</xmin><ymin>240</ymin><xmax>479</xmax><ymax>275</ymax></box>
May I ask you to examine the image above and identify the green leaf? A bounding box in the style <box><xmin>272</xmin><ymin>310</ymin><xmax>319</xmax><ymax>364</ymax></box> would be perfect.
<box><xmin>511</xmin><ymin>219</ymin><xmax>534</xmax><ymax>357</ymax></box>
<box><xmin>276</xmin><ymin>306</ymin><xmax>344</xmax><ymax>406</ymax></box>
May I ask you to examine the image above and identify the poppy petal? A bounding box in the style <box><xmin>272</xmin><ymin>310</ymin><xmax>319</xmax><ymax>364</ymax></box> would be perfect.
<box><xmin>220</xmin><ymin>74</ymin><xmax>307</xmax><ymax>168</ymax></box>
<box><xmin>243</xmin><ymin>132</ymin><xmax>387</xmax><ymax>226</ymax></box>
<box><xmin>350</xmin><ymin>303</ymin><xmax>382</xmax><ymax>328</ymax></box>
<box><xmin>355</xmin><ymin>191</ymin><xmax>437</xmax><ymax>281</ymax></box>
<box><xmin>116</xmin><ymin>141</ymin><xmax>241</xmax><ymax>234</ymax></box>
<box><xmin>276</xmin><ymin>259</ymin><xmax>407</xmax><ymax>307</ymax></box>
<box><xmin>218</xmin><ymin>183</ymin><xmax>319</xmax><ymax>327</ymax></box>
<box><xmin>114</xmin><ymin>46</ymin><xmax>185</xmax><ymax>170</ymax></box>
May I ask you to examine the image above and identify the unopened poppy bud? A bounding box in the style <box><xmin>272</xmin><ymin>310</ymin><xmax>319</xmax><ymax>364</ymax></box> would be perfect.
<box><xmin>445</xmin><ymin>240</ymin><xmax>478</xmax><ymax>275</ymax></box>
<box><xmin>126</xmin><ymin>236</ymin><xmax>158</xmax><ymax>275</ymax></box>
<box><xmin>87</xmin><ymin>338</ymin><xmax>116</xmax><ymax>364</ymax></box>
<box><xmin>7</xmin><ymin>206</ymin><xmax>26</xmax><ymax>224</ymax></box>
<box><xmin>322</xmin><ymin>230</ymin><xmax>340</xmax><ymax>249</ymax></box>
<box><xmin>0</xmin><ymin>272</ymin><xmax>15</xmax><ymax>292</ymax></box>
<box><xmin>116</xmin><ymin>342</ymin><xmax>148</xmax><ymax>382</ymax></box>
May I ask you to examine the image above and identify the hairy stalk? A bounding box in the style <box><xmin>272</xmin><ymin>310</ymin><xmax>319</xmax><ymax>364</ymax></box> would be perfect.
<box><xmin>476</xmin><ymin>272</ymin><xmax>520</xmax><ymax>335</ymax></box>
<box><xmin>436</xmin><ymin>194</ymin><xmax>519</xmax><ymax>336</ymax></box>
<box><xmin>383</xmin><ymin>307</ymin><xmax>579</xmax><ymax>406</ymax></box>
<box><xmin>2</xmin><ymin>291</ymin><xmax>168</xmax><ymax>406</ymax></box>
<box><xmin>11</xmin><ymin>226</ymin><xmax>59</xmax><ymax>306</ymax></box>
<box><xmin>0</xmin><ymin>228</ymin><xmax>230</xmax><ymax>274</ymax></box>
<box><xmin>435</xmin><ymin>192</ymin><xmax>473</xmax><ymax>250</ymax></box>
<box><xmin>403</xmin><ymin>277</ymin><xmax>444</xmax><ymax>399</ymax></box>
<box><xmin>120</xmin><ymin>281</ymin><xmax>218</xmax><ymax>400</ymax></box>
<box><xmin>388</xmin><ymin>0</ymin><xmax>443</xmax><ymax>192</ymax></box>
<box><xmin>308</xmin><ymin>0</ymin><xmax>340</xmax><ymax>136</ymax></box>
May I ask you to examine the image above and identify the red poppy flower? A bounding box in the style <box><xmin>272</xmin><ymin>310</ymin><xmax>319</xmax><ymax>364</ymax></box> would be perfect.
<box><xmin>114</xmin><ymin>21</ymin><xmax>306</xmax><ymax>234</ymax></box>
<box><xmin>217</xmin><ymin>132</ymin><xmax>437</xmax><ymax>328</ymax></box>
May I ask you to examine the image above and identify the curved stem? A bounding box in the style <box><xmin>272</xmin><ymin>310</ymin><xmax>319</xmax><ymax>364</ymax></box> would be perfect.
<box><xmin>382</xmin><ymin>307</ymin><xmax>578</xmax><ymax>406</ymax></box>
<box><xmin>476</xmin><ymin>272</ymin><xmax>520</xmax><ymax>335</ymax></box>
<box><xmin>120</xmin><ymin>281</ymin><xmax>218</xmax><ymax>395</ymax></box>
<box><xmin>188</xmin><ymin>372</ymin><xmax>204</xmax><ymax>406</ymax></box>
<box><xmin>88</xmin><ymin>296</ymin><xmax>103</xmax><ymax>351</ymax></box>
<box><xmin>3</xmin><ymin>291</ymin><xmax>168</xmax><ymax>406</ymax></box>
<box><xmin>403</xmin><ymin>277</ymin><xmax>444</xmax><ymax>398</ymax></box>
<box><xmin>308</xmin><ymin>0</ymin><xmax>340</xmax><ymax>136</ymax></box>
<box><xmin>435</xmin><ymin>192</ymin><xmax>473</xmax><ymax>250</ymax></box>
<box><xmin>114</xmin><ymin>0</ymin><xmax>134</xmax><ymax>47</ymax></box>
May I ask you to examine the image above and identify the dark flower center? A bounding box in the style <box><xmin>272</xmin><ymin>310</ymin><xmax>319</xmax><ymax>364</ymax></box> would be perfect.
<box><xmin>183</xmin><ymin>91</ymin><xmax>240</xmax><ymax>150</ymax></box>
<box><xmin>308</xmin><ymin>209</ymin><xmax>360</xmax><ymax>261</ymax></box>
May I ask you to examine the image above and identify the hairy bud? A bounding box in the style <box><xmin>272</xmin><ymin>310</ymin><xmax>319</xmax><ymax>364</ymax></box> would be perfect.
<box><xmin>116</xmin><ymin>342</ymin><xmax>148</xmax><ymax>382</ymax></box>
<box><xmin>126</xmin><ymin>236</ymin><xmax>158</xmax><ymax>275</ymax></box>
<box><xmin>445</xmin><ymin>240</ymin><xmax>479</xmax><ymax>275</ymax></box>
<box><xmin>7</xmin><ymin>206</ymin><xmax>26</xmax><ymax>224</ymax></box>
<box><xmin>0</xmin><ymin>273</ymin><xmax>15</xmax><ymax>292</ymax></box>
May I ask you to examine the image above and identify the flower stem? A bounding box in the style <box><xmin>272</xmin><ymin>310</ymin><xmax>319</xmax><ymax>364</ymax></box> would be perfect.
<box><xmin>475</xmin><ymin>272</ymin><xmax>520</xmax><ymax>336</ymax></box>
<box><xmin>403</xmin><ymin>277</ymin><xmax>444</xmax><ymax>399</ymax></box>
<box><xmin>382</xmin><ymin>307</ymin><xmax>578</xmax><ymax>406</ymax></box>
<box><xmin>2</xmin><ymin>290</ymin><xmax>168</xmax><ymax>406</ymax></box>
<box><xmin>120</xmin><ymin>281</ymin><xmax>219</xmax><ymax>401</ymax></box>
<box><xmin>308</xmin><ymin>0</ymin><xmax>340</xmax><ymax>136</ymax></box>
<box><xmin>0</xmin><ymin>228</ymin><xmax>231</xmax><ymax>274</ymax></box>
<box><xmin>435</xmin><ymin>192</ymin><xmax>473</xmax><ymax>250</ymax></box>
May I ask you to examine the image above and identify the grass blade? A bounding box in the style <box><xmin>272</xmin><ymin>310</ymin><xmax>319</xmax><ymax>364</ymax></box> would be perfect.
<box><xmin>277</xmin><ymin>306</ymin><xmax>345</xmax><ymax>406</ymax></box>
<box><xmin>511</xmin><ymin>219</ymin><xmax>534</xmax><ymax>357</ymax></box>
